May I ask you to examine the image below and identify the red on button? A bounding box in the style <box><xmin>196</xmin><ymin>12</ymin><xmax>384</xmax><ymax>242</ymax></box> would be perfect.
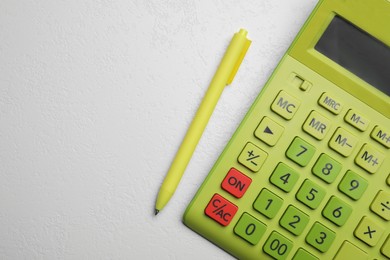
<box><xmin>205</xmin><ymin>194</ymin><xmax>238</xmax><ymax>226</ymax></box>
<box><xmin>221</xmin><ymin>168</ymin><xmax>252</xmax><ymax>198</ymax></box>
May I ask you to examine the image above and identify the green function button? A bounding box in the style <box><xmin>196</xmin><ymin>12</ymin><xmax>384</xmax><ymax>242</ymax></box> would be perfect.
<box><xmin>329</xmin><ymin>127</ymin><xmax>358</xmax><ymax>157</ymax></box>
<box><xmin>302</xmin><ymin>110</ymin><xmax>331</xmax><ymax>140</ymax></box>
<box><xmin>354</xmin><ymin>216</ymin><xmax>384</xmax><ymax>246</ymax></box>
<box><xmin>318</xmin><ymin>92</ymin><xmax>343</xmax><ymax>115</ymax></box>
<box><xmin>279</xmin><ymin>205</ymin><xmax>310</xmax><ymax>236</ymax></box>
<box><xmin>338</xmin><ymin>170</ymin><xmax>368</xmax><ymax>200</ymax></box>
<box><xmin>286</xmin><ymin>137</ymin><xmax>316</xmax><ymax>167</ymax></box>
<box><xmin>322</xmin><ymin>196</ymin><xmax>352</xmax><ymax>226</ymax></box>
<box><xmin>270</xmin><ymin>163</ymin><xmax>300</xmax><ymax>193</ymax></box>
<box><xmin>370</xmin><ymin>190</ymin><xmax>390</xmax><ymax>221</ymax></box>
<box><xmin>263</xmin><ymin>231</ymin><xmax>293</xmax><ymax>260</ymax></box>
<box><xmin>344</xmin><ymin>109</ymin><xmax>370</xmax><ymax>132</ymax></box>
<box><xmin>371</xmin><ymin>125</ymin><xmax>390</xmax><ymax>148</ymax></box>
<box><xmin>306</xmin><ymin>222</ymin><xmax>336</xmax><ymax>253</ymax></box>
<box><xmin>271</xmin><ymin>91</ymin><xmax>300</xmax><ymax>120</ymax></box>
<box><xmin>238</xmin><ymin>142</ymin><xmax>268</xmax><ymax>172</ymax></box>
<box><xmin>334</xmin><ymin>241</ymin><xmax>368</xmax><ymax>260</ymax></box>
<box><xmin>312</xmin><ymin>153</ymin><xmax>342</xmax><ymax>183</ymax></box>
<box><xmin>234</xmin><ymin>213</ymin><xmax>267</xmax><ymax>245</ymax></box>
<box><xmin>253</xmin><ymin>189</ymin><xmax>283</xmax><ymax>219</ymax></box>
<box><xmin>355</xmin><ymin>143</ymin><xmax>384</xmax><ymax>174</ymax></box>
<box><xmin>296</xmin><ymin>179</ymin><xmax>326</xmax><ymax>209</ymax></box>
<box><xmin>292</xmin><ymin>248</ymin><xmax>318</xmax><ymax>260</ymax></box>
<box><xmin>254</xmin><ymin>117</ymin><xmax>284</xmax><ymax>146</ymax></box>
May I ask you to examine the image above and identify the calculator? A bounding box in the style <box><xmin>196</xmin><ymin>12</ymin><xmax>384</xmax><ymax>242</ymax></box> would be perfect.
<box><xmin>183</xmin><ymin>0</ymin><xmax>390</xmax><ymax>259</ymax></box>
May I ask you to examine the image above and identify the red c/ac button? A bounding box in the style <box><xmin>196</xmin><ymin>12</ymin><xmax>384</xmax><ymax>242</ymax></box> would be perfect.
<box><xmin>205</xmin><ymin>194</ymin><xmax>238</xmax><ymax>226</ymax></box>
<box><xmin>221</xmin><ymin>168</ymin><xmax>252</xmax><ymax>198</ymax></box>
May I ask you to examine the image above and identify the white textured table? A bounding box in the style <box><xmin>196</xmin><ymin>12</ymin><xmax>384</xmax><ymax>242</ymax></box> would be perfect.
<box><xmin>0</xmin><ymin>0</ymin><xmax>317</xmax><ymax>259</ymax></box>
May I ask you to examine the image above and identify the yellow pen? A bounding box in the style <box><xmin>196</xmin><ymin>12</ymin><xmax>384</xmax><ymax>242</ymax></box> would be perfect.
<box><xmin>155</xmin><ymin>29</ymin><xmax>251</xmax><ymax>215</ymax></box>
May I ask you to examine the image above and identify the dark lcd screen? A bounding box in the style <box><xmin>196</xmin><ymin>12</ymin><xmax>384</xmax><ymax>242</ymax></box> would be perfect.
<box><xmin>315</xmin><ymin>16</ymin><xmax>390</xmax><ymax>96</ymax></box>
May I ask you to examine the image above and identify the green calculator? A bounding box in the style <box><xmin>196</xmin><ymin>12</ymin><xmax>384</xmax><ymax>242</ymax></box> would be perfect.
<box><xmin>183</xmin><ymin>0</ymin><xmax>390</xmax><ymax>259</ymax></box>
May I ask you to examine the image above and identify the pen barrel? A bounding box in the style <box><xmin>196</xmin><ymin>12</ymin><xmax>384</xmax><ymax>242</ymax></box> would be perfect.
<box><xmin>156</xmin><ymin>29</ymin><xmax>250</xmax><ymax>211</ymax></box>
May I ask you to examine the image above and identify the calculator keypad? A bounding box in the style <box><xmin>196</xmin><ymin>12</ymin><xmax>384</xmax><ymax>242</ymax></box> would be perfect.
<box><xmin>185</xmin><ymin>61</ymin><xmax>389</xmax><ymax>259</ymax></box>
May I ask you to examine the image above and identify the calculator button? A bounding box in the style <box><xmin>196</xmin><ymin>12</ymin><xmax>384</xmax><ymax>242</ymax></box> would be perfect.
<box><xmin>238</xmin><ymin>142</ymin><xmax>268</xmax><ymax>172</ymax></box>
<box><xmin>263</xmin><ymin>231</ymin><xmax>293</xmax><ymax>260</ymax></box>
<box><xmin>355</xmin><ymin>143</ymin><xmax>384</xmax><ymax>174</ymax></box>
<box><xmin>221</xmin><ymin>168</ymin><xmax>251</xmax><ymax>198</ymax></box>
<box><xmin>286</xmin><ymin>137</ymin><xmax>316</xmax><ymax>167</ymax></box>
<box><xmin>254</xmin><ymin>117</ymin><xmax>284</xmax><ymax>146</ymax></box>
<box><xmin>234</xmin><ymin>213</ymin><xmax>267</xmax><ymax>245</ymax></box>
<box><xmin>344</xmin><ymin>109</ymin><xmax>369</xmax><ymax>132</ymax></box>
<box><xmin>253</xmin><ymin>188</ymin><xmax>283</xmax><ymax>219</ymax></box>
<box><xmin>296</xmin><ymin>179</ymin><xmax>326</xmax><ymax>209</ymax></box>
<box><xmin>269</xmin><ymin>163</ymin><xmax>300</xmax><ymax>193</ymax></box>
<box><xmin>292</xmin><ymin>248</ymin><xmax>318</xmax><ymax>260</ymax></box>
<box><xmin>302</xmin><ymin>111</ymin><xmax>331</xmax><ymax>140</ymax></box>
<box><xmin>354</xmin><ymin>216</ymin><xmax>384</xmax><ymax>247</ymax></box>
<box><xmin>338</xmin><ymin>170</ymin><xmax>368</xmax><ymax>200</ymax></box>
<box><xmin>318</xmin><ymin>92</ymin><xmax>343</xmax><ymax>115</ymax></box>
<box><xmin>370</xmin><ymin>190</ymin><xmax>390</xmax><ymax>221</ymax></box>
<box><xmin>371</xmin><ymin>125</ymin><xmax>390</xmax><ymax>148</ymax></box>
<box><xmin>334</xmin><ymin>241</ymin><xmax>367</xmax><ymax>260</ymax></box>
<box><xmin>312</xmin><ymin>153</ymin><xmax>341</xmax><ymax>184</ymax></box>
<box><xmin>306</xmin><ymin>222</ymin><xmax>336</xmax><ymax>253</ymax></box>
<box><xmin>322</xmin><ymin>196</ymin><xmax>352</xmax><ymax>226</ymax></box>
<box><xmin>204</xmin><ymin>194</ymin><xmax>238</xmax><ymax>226</ymax></box>
<box><xmin>271</xmin><ymin>91</ymin><xmax>300</xmax><ymax>120</ymax></box>
<box><xmin>279</xmin><ymin>205</ymin><xmax>310</xmax><ymax>236</ymax></box>
<box><xmin>382</xmin><ymin>235</ymin><xmax>390</xmax><ymax>258</ymax></box>
<box><xmin>329</xmin><ymin>127</ymin><xmax>358</xmax><ymax>157</ymax></box>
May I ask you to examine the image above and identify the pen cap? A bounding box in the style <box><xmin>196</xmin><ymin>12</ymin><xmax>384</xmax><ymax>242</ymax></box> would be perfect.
<box><xmin>226</xmin><ymin>29</ymin><xmax>251</xmax><ymax>85</ymax></box>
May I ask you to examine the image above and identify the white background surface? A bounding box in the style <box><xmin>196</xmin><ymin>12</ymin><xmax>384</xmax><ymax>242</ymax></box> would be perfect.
<box><xmin>0</xmin><ymin>0</ymin><xmax>317</xmax><ymax>259</ymax></box>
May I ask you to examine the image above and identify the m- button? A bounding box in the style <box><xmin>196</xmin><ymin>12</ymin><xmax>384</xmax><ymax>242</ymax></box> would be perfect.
<box><xmin>271</xmin><ymin>91</ymin><xmax>300</xmax><ymax>120</ymax></box>
<box><xmin>329</xmin><ymin>128</ymin><xmax>358</xmax><ymax>157</ymax></box>
<box><xmin>255</xmin><ymin>117</ymin><xmax>284</xmax><ymax>146</ymax></box>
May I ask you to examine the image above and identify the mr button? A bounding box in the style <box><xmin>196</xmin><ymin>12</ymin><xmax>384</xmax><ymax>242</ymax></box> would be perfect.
<box><xmin>205</xmin><ymin>194</ymin><xmax>238</xmax><ymax>226</ymax></box>
<box><xmin>271</xmin><ymin>91</ymin><xmax>300</xmax><ymax>120</ymax></box>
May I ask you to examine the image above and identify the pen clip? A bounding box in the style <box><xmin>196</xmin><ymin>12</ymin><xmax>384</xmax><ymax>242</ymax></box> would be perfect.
<box><xmin>227</xmin><ymin>36</ymin><xmax>251</xmax><ymax>85</ymax></box>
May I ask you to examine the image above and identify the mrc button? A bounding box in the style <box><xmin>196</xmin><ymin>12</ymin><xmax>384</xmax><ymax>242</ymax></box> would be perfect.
<box><xmin>221</xmin><ymin>168</ymin><xmax>252</xmax><ymax>198</ymax></box>
<box><xmin>205</xmin><ymin>194</ymin><xmax>238</xmax><ymax>226</ymax></box>
<box><xmin>318</xmin><ymin>92</ymin><xmax>343</xmax><ymax>114</ymax></box>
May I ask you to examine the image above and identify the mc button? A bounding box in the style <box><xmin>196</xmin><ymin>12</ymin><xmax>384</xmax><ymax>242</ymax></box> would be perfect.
<box><xmin>271</xmin><ymin>91</ymin><xmax>300</xmax><ymax>120</ymax></box>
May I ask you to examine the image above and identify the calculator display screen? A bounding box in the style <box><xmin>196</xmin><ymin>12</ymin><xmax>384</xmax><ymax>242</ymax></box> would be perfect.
<box><xmin>315</xmin><ymin>16</ymin><xmax>390</xmax><ymax>96</ymax></box>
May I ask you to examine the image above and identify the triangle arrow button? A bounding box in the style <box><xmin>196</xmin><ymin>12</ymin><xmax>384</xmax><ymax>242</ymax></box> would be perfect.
<box><xmin>264</xmin><ymin>126</ymin><xmax>273</xmax><ymax>135</ymax></box>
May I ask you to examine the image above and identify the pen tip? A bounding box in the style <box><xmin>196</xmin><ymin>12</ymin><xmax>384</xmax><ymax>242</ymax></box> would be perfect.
<box><xmin>154</xmin><ymin>209</ymin><xmax>159</xmax><ymax>215</ymax></box>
